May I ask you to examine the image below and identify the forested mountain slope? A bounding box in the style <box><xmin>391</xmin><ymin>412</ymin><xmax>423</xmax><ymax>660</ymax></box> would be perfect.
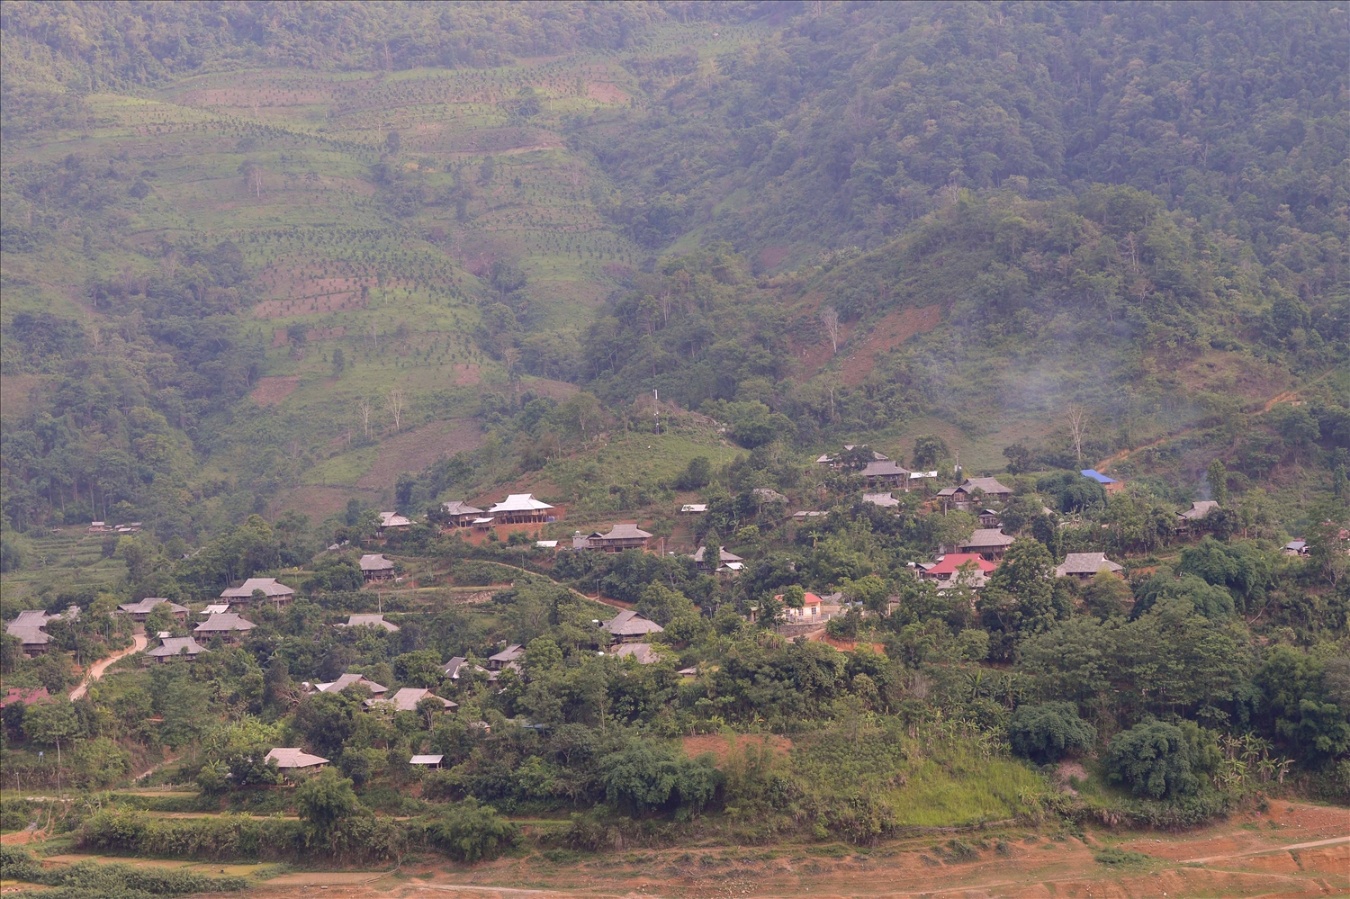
<box><xmin>1</xmin><ymin>0</ymin><xmax>1346</xmax><ymax>543</ymax></box>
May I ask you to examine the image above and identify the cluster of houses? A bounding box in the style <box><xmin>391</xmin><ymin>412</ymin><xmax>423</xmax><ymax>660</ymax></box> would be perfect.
<box><xmin>815</xmin><ymin>447</ymin><xmax>939</xmax><ymax>491</ymax></box>
<box><xmin>87</xmin><ymin>521</ymin><xmax>142</xmax><ymax>534</ymax></box>
<box><xmin>909</xmin><ymin>475</ymin><xmax>1125</xmax><ymax>594</ymax></box>
<box><xmin>260</xmin><ymin>609</ymin><xmax>679</xmax><ymax>778</ymax></box>
<box><xmin>441</xmin><ymin>494</ymin><xmax>556</xmax><ymax>529</ymax></box>
<box><xmin>262</xmin><ymin>740</ymin><xmax>457</xmax><ymax>779</ymax></box>
<box><xmin>20</xmin><ymin>444</ymin><xmax>1329</xmax><ymax>683</ymax></box>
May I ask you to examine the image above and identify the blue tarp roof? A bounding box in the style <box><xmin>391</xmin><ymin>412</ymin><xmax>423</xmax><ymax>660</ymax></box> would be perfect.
<box><xmin>1081</xmin><ymin>469</ymin><xmax>1117</xmax><ymax>484</ymax></box>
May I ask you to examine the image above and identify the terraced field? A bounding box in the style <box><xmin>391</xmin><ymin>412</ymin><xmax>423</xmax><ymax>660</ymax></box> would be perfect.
<box><xmin>1</xmin><ymin>24</ymin><xmax>767</xmax><ymax>511</ymax></box>
<box><xmin>0</xmin><ymin>530</ymin><xmax>128</xmax><ymax>606</ymax></box>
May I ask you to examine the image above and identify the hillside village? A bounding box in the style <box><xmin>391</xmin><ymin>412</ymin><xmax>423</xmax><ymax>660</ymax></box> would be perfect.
<box><xmin>5</xmin><ymin>435</ymin><xmax>1346</xmax><ymax>866</ymax></box>
<box><xmin>0</xmin><ymin>0</ymin><xmax>1347</xmax><ymax>892</ymax></box>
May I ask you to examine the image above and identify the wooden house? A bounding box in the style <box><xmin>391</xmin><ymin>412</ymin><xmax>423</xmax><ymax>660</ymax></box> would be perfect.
<box><xmin>310</xmin><ymin>673</ymin><xmax>388</xmax><ymax>696</ymax></box>
<box><xmin>1176</xmin><ymin>501</ymin><xmax>1221</xmax><ymax>534</ymax></box>
<box><xmin>693</xmin><ymin>546</ymin><xmax>744</xmax><ymax>573</ymax></box>
<box><xmin>359</xmin><ymin>554</ymin><xmax>395</xmax><ymax>582</ymax></box>
<box><xmin>365</xmin><ymin>687</ymin><xmax>457</xmax><ymax>714</ymax></box>
<box><xmin>265</xmin><ymin>747</ymin><xmax>329</xmax><ymax>773</ymax></box>
<box><xmin>937</xmin><ymin>478</ymin><xmax>1014</xmax><ymax>513</ymax></box>
<box><xmin>194</xmin><ymin>612</ymin><xmax>255</xmax><ymax>643</ymax></box>
<box><xmin>612</xmin><ymin>643</ymin><xmax>660</xmax><ymax>664</ymax></box>
<box><xmin>815</xmin><ymin>446</ymin><xmax>889</xmax><ymax>468</ymax></box>
<box><xmin>442</xmin><ymin>656</ymin><xmax>493</xmax><ymax>681</ymax></box>
<box><xmin>487</xmin><ymin>644</ymin><xmax>525</xmax><ymax>670</ymax></box>
<box><xmin>958</xmin><ymin>528</ymin><xmax>1017</xmax><ymax>560</ymax></box>
<box><xmin>486</xmin><ymin>494</ymin><xmax>554</xmax><ymax>524</ymax></box>
<box><xmin>1055</xmin><ymin>552</ymin><xmax>1124</xmax><ymax>580</ymax></box>
<box><xmin>441</xmin><ymin>501</ymin><xmax>484</xmax><ymax>527</ymax></box>
<box><xmin>146</xmin><ymin>636</ymin><xmax>210</xmax><ymax>663</ymax></box>
<box><xmin>5</xmin><ymin>610</ymin><xmax>55</xmax><ymax>657</ymax></box>
<box><xmin>220</xmin><ymin>578</ymin><xmax>294</xmax><ymax>608</ymax></box>
<box><xmin>378</xmin><ymin>511</ymin><xmax>413</xmax><ymax>534</ymax></box>
<box><xmin>582</xmin><ymin>523</ymin><xmax>653</xmax><ymax>553</ymax></box>
<box><xmin>602</xmin><ymin>610</ymin><xmax>664</xmax><ymax>643</ymax></box>
<box><xmin>118</xmin><ymin>598</ymin><xmax>190</xmax><ymax>624</ymax></box>
<box><xmin>860</xmin><ymin>460</ymin><xmax>912</xmax><ymax>488</ymax></box>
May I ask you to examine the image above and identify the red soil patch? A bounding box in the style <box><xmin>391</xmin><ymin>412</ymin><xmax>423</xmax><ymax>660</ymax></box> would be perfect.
<box><xmin>586</xmin><ymin>82</ymin><xmax>629</xmax><ymax>104</ymax></box>
<box><xmin>451</xmin><ymin>363</ymin><xmax>482</xmax><ymax>386</ymax></box>
<box><xmin>838</xmin><ymin>304</ymin><xmax>943</xmax><ymax>387</ymax></box>
<box><xmin>681</xmin><ymin>733</ymin><xmax>793</xmax><ymax>767</ymax></box>
<box><xmin>1120</xmin><ymin>802</ymin><xmax>1350</xmax><ymax>863</ymax></box>
<box><xmin>1295</xmin><ymin>844</ymin><xmax>1350</xmax><ymax>876</ymax></box>
<box><xmin>249</xmin><ymin>376</ymin><xmax>300</xmax><ymax>406</ymax></box>
<box><xmin>355</xmin><ymin>419</ymin><xmax>485</xmax><ymax>489</ymax></box>
<box><xmin>0</xmin><ymin>829</ymin><xmax>44</xmax><ymax>845</ymax></box>
<box><xmin>794</xmin><ymin>318</ymin><xmax>860</xmax><ymax>380</ymax></box>
<box><xmin>254</xmin><ymin>292</ymin><xmax>366</xmax><ymax>320</ymax></box>
<box><xmin>756</xmin><ymin>244</ymin><xmax>792</xmax><ymax>272</ymax></box>
<box><xmin>445</xmin><ymin>520</ymin><xmax>558</xmax><ymax>548</ymax></box>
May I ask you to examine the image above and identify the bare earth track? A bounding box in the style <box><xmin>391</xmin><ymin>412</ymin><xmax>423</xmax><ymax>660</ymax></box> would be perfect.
<box><xmin>231</xmin><ymin>802</ymin><xmax>1347</xmax><ymax>899</ymax></box>
<box><xmin>69</xmin><ymin>632</ymin><xmax>147</xmax><ymax>700</ymax></box>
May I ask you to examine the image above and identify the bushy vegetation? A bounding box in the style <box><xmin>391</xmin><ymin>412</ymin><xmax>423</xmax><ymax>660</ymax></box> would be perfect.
<box><xmin>0</xmin><ymin>845</ymin><xmax>247</xmax><ymax>898</ymax></box>
<box><xmin>422</xmin><ymin>799</ymin><xmax>519</xmax><ymax>862</ymax></box>
<box><xmin>1009</xmin><ymin>703</ymin><xmax>1097</xmax><ymax>766</ymax></box>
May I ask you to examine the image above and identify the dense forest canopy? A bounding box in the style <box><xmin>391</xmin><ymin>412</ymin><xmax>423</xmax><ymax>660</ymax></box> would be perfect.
<box><xmin>0</xmin><ymin>3</ymin><xmax>1347</xmax><ymax>880</ymax></box>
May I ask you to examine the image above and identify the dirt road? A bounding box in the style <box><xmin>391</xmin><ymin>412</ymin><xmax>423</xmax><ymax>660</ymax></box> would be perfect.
<box><xmin>234</xmin><ymin>801</ymin><xmax>1347</xmax><ymax>899</ymax></box>
<box><xmin>69</xmin><ymin>632</ymin><xmax>147</xmax><ymax>700</ymax></box>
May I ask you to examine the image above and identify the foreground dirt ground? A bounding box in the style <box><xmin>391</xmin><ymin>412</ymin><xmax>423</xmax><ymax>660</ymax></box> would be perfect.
<box><xmin>239</xmin><ymin>801</ymin><xmax>1348</xmax><ymax>899</ymax></box>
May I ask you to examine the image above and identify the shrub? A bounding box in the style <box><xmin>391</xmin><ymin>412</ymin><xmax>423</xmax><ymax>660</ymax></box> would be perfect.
<box><xmin>423</xmin><ymin>799</ymin><xmax>518</xmax><ymax>862</ymax></box>
<box><xmin>1104</xmin><ymin>720</ymin><xmax>1217</xmax><ymax>800</ymax></box>
<box><xmin>1094</xmin><ymin>846</ymin><xmax>1153</xmax><ymax>866</ymax></box>
<box><xmin>1008</xmin><ymin>702</ymin><xmax>1096</xmax><ymax>765</ymax></box>
<box><xmin>3</xmin><ymin>844</ymin><xmax>248</xmax><ymax>895</ymax></box>
<box><xmin>674</xmin><ymin>456</ymin><xmax>713</xmax><ymax>491</ymax></box>
<box><xmin>599</xmin><ymin>743</ymin><xmax>723</xmax><ymax>817</ymax></box>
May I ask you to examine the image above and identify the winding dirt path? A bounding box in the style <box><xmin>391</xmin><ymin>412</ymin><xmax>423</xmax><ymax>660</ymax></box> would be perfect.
<box><xmin>1184</xmin><ymin>834</ymin><xmax>1350</xmax><ymax>864</ymax></box>
<box><xmin>70</xmin><ymin>632</ymin><xmax>147</xmax><ymax>700</ymax></box>
<box><xmin>1096</xmin><ymin>366</ymin><xmax>1337</xmax><ymax>474</ymax></box>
